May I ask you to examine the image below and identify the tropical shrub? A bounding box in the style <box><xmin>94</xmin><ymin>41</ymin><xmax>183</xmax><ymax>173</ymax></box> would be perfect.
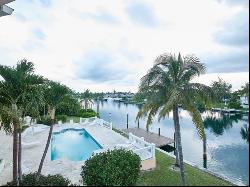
<box><xmin>77</xmin><ymin>109</ymin><xmax>97</xmax><ymax>118</ymax></box>
<box><xmin>6</xmin><ymin>173</ymin><xmax>72</xmax><ymax>186</ymax></box>
<box><xmin>37</xmin><ymin>116</ymin><xmax>52</xmax><ymax>126</ymax></box>
<box><xmin>228</xmin><ymin>92</ymin><xmax>243</xmax><ymax>109</ymax></box>
<box><xmin>228</xmin><ymin>101</ymin><xmax>243</xmax><ymax>109</ymax></box>
<box><xmin>81</xmin><ymin>149</ymin><xmax>141</xmax><ymax>186</ymax></box>
<box><xmin>56</xmin><ymin>96</ymin><xmax>81</xmax><ymax>116</ymax></box>
<box><xmin>55</xmin><ymin>115</ymin><xmax>67</xmax><ymax>123</ymax></box>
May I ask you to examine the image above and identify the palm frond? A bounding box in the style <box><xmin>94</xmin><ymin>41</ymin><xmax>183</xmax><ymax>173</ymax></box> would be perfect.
<box><xmin>182</xmin><ymin>100</ymin><xmax>205</xmax><ymax>139</ymax></box>
<box><xmin>16</xmin><ymin>59</ymin><xmax>35</xmax><ymax>74</ymax></box>
<box><xmin>180</xmin><ymin>55</ymin><xmax>206</xmax><ymax>82</ymax></box>
<box><xmin>145</xmin><ymin>106</ymin><xmax>160</xmax><ymax>129</ymax></box>
<box><xmin>137</xmin><ymin>52</ymin><xmax>210</xmax><ymax>141</ymax></box>
<box><xmin>158</xmin><ymin>88</ymin><xmax>179</xmax><ymax>121</ymax></box>
<box><xmin>184</xmin><ymin>83</ymin><xmax>214</xmax><ymax>108</ymax></box>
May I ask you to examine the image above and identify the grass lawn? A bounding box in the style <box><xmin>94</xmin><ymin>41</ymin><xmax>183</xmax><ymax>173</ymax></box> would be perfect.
<box><xmin>113</xmin><ymin>128</ymin><xmax>231</xmax><ymax>186</ymax></box>
<box><xmin>137</xmin><ymin>150</ymin><xmax>231</xmax><ymax>186</ymax></box>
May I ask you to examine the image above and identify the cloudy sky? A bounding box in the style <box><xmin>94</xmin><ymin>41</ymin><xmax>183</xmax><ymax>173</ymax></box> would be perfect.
<box><xmin>0</xmin><ymin>0</ymin><xmax>249</xmax><ymax>92</ymax></box>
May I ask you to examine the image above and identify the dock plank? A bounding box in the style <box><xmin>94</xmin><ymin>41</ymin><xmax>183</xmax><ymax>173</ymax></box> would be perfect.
<box><xmin>122</xmin><ymin>128</ymin><xmax>175</xmax><ymax>147</ymax></box>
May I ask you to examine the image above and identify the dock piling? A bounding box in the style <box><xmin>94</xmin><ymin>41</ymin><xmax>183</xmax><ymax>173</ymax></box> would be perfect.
<box><xmin>126</xmin><ymin>114</ymin><xmax>129</xmax><ymax>129</ymax></box>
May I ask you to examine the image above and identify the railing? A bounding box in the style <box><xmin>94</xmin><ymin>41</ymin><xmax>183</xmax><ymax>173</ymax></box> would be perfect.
<box><xmin>102</xmin><ymin>121</ymin><xmax>112</xmax><ymax>130</ymax></box>
<box><xmin>79</xmin><ymin>117</ymin><xmax>112</xmax><ymax>130</ymax></box>
<box><xmin>129</xmin><ymin>133</ymin><xmax>155</xmax><ymax>159</ymax></box>
<box><xmin>96</xmin><ymin>118</ymin><xmax>112</xmax><ymax>130</ymax></box>
<box><xmin>133</xmin><ymin>146</ymin><xmax>153</xmax><ymax>160</ymax></box>
<box><xmin>79</xmin><ymin>117</ymin><xmax>97</xmax><ymax>124</ymax></box>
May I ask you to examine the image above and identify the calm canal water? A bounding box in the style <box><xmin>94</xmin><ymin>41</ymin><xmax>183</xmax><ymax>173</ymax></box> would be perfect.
<box><xmin>94</xmin><ymin>99</ymin><xmax>249</xmax><ymax>185</ymax></box>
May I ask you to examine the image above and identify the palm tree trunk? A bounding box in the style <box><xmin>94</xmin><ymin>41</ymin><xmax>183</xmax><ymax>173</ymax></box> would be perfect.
<box><xmin>97</xmin><ymin>102</ymin><xmax>99</xmax><ymax>113</ymax></box>
<box><xmin>18</xmin><ymin>124</ymin><xmax>22</xmax><ymax>183</ymax></box>
<box><xmin>203</xmin><ymin>134</ymin><xmax>207</xmax><ymax>168</ymax></box>
<box><xmin>85</xmin><ymin>100</ymin><xmax>88</xmax><ymax>110</ymax></box>
<box><xmin>174</xmin><ymin>124</ymin><xmax>180</xmax><ymax>167</ymax></box>
<box><xmin>37</xmin><ymin>119</ymin><xmax>54</xmax><ymax>175</ymax></box>
<box><xmin>30</xmin><ymin>118</ymin><xmax>32</xmax><ymax>126</ymax></box>
<box><xmin>173</xmin><ymin>106</ymin><xmax>180</xmax><ymax>167</ymax></box>
<box><xmin>12</xmin><ymin>118</ymin><xmax>18</xmax><ymax>184</ymax></box>
<box><xmin>43</xmin><ymin>105</ymin><xmax>46</xmax><ymax>118</ymax></box>
<box><xmin>37</xmin><ymin>107</ymin><xmax>55</xmax><ymax>176</ymax></box>
<box><xmin>173</xmin><ymin>105</ymin><xmax>187</xmax><ymax>186</ymax></box>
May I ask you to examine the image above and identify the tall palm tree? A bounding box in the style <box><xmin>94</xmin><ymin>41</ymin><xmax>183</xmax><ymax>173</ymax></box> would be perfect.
<box><xmin>241</xmin><ymin>83</ymin><xmax>249</xmax><ymax>105</ymax></box>
<box><xmin>80</xmin><ymin>89</ymin><xmax>94</xmax><ymax>110</ymax></box>
<box><xmin>0</xmin><ymin>60</ymin><xmax>44</xmax><ymax>184</ymax></box>
<box><xmin>17</xmin><ymin>85</ymin><xmax>45</xmax><ymax>182</ymax></box>
<box><xmin>37</xmin><ymin>81</ymin><xmax>70</xmax><ymax>176</ymax></box>
<box><xmin>137</xmin><ymin>53</ymin><xmax>213</xmax><ymax>186</ymax></box>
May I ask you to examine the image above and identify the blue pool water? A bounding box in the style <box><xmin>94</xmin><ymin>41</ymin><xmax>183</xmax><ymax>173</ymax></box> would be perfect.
<box><xmin>51</xmin><ymin>128</ymin><xmax>102</xmax><ymax>161</ymax></box>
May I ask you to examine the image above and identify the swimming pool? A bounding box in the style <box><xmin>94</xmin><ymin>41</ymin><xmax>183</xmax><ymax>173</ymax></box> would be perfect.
<box><xmin>51</xmin><ymin>128</ymin><xmax>102</xmax><ymax>161</ymax></box>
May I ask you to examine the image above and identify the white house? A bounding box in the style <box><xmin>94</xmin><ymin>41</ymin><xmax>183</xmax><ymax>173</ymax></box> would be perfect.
<box><xmin>240</xmin><ymin>95</ymin><xmax>249</xmax><ymax>109</ymax></box>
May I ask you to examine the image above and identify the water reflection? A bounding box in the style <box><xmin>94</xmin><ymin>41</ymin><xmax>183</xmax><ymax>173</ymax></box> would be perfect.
<box><xmin>240</xmin><ymin>124</ymin><xmax>249</xmax><ymax>143</ymax></box>
<box><xmin>204</xmin><ymin>112</ymin><xmax>243</xmax><ymax>136</ymax></box>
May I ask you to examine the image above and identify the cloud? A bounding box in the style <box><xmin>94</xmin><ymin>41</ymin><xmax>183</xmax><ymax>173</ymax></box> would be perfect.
<box><xmin>217</xmin><ymin>0</ymin><xmax>249</xmax><ymax>7</ymax></box>
<box><xmin>81</xmin><ymin>11</ymin><xmax>119</xmax><ymax>24</ymax></box>
<box><xmin>125</xmin><ymin>1</ymin><xmax>158</xmax><ymax>27</ymax></box>
<box><xmin>213</xmin><ymin>11</ymin><xmax>249</xmax><ymax>47</ymax></box>
<box><xmin>202</xmin><ymin>49</ymin><xmax>249</xmax><ymax>73</ymax></box>
<box><xmin>32</xmin><ymin>28</ymin><xmax>46</xmax><ymax>40</ymax></box>
<box><xmin>0</xmin><ymin>0</ymin><xmax>249</xmax><ymax>92</ymax></box>
<box><xmin>75</xmin><ymin>50</ymin><xmax>130</xmax><ymax>83</ymax></box>
<box><xmin>39</xmin><ymin>0</ymin><xmax>51</xmax><ymax>7</ymax></box>
<box><xmin>11</xmin><ymin>0</ymin><xmax>53</xmax><ymax>23</ymax></box>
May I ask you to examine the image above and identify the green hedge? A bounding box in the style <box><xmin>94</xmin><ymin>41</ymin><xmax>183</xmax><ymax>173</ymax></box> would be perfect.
<box><xmin>77</xmin><ymin>109</ymin><xmax>97</xmax><ymax>118</ymax></box>
<box><xmin>81</xmin><ymin>149</ymin><xmax>141</xmax><ymax>186</ymax></box>
<box><xmin>228</xmin><ymin>101</ymin><xmax>243</xmax><ymax>109</ymax></box>
<box><xmin>6</xmin><ymin>173</ymin><xmax>72</xmax><ymax>186</ymax></box>
<box><xmin>55</xmin><ymin>115</ymin><xmax>68</xmax><ymax>123</ymax></box>
<box><xmin>37</xmin><ymin>116</ymin><xmax>52</xmax><ymax>126</ymax></box>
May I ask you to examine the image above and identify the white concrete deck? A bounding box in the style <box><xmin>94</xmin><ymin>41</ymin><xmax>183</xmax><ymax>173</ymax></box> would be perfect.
<box><xmin>0</xmin><ymin>121</ymin><xmax>129</xmax><ymax>185</ymax></box>
<box><xmin>0</xmin><ymin>120</ymin><xmax>155</xmax><ymax>185</ymax></box>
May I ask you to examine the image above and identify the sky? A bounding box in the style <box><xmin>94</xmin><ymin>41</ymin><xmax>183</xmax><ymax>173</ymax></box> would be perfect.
<box><xmin>0</xmin><ymin>0</ymin><xmax>249</xmax><ymax>92</ymax></box>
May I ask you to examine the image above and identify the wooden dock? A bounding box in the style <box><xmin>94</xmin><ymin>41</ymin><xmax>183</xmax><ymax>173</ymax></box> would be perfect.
<box><xmin>211</xmin><ymin>108</ymin><xmax>249</xmax><ymax>114</ymax></box>
<box><xmin>122</xmin><ymin>128</ymin><xmax>175</xmax><ymax>147</ymax></box>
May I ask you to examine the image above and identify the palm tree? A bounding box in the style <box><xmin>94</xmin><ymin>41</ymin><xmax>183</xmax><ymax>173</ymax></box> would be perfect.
<box><xmin>0</xmin><ymin>60</ymin><xmax>44</xmax><ymax>184</ymax></box>
<box><xmin>37</xmin><ymin>81</ymin><xmax>70</xmax><ymax>176</ymax></box>
<box><xmin>240</xmin><ymin>83</ymin><xmax>249</xmax><ymax>105</ymax></box>
<box><xmin>137</xmin><ymin>53</ymin><xmax>213</xmax><ymax>186</ymax></box>
<box><xmin>80</xmin><ymin>89</ymin><xmax>94</xmax><ymax>110</ymax></box>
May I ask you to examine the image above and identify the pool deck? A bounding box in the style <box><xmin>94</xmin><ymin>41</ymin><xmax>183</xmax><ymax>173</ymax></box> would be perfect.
<box><xmin>0</xmin><ymin>122</ymin><xmax>128</xmax><ymax>185</ymax></box>
<box><xmin>122</xmin><ymin>128</ymin><xmax>175</xmax><ymax>147</ymax></box>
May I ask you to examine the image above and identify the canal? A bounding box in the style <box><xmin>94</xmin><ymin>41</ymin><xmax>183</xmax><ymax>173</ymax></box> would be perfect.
<box><xmin>94</xmin><ymin>99</ymin><xmax>249</xmax><ymax>185</ymax></box>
